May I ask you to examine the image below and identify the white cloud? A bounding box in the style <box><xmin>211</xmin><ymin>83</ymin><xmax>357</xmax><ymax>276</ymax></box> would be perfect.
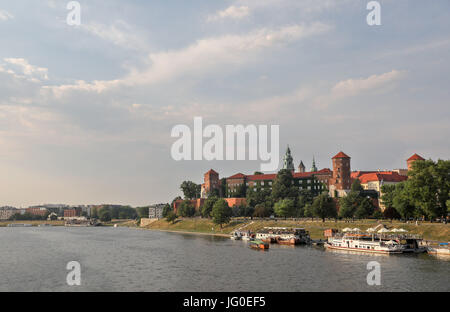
<box><xmin>44</xmin><ymin>22</ymin><xmax>332</xmax><ymax>95</ymax></box>
<box><xmin>81</xmin><ymin>20</ymin><xmax>149</xmax><ymax>51</ymax></box>
<box><xmin>0</xmin><ymin>9</ymin><xmax>14</xmax><ymax>21</ymax></box>
<box><xmin>331</xmin><ymin>70</ymin><xmax>406</xmax><ymax>98</ymax></box>
<box><xmin>207</xmin><ymin>6</ymin><xmax>250</xmax><ymax>22</ymax></box>
<box><xmin>1</xmin><ymin>58</ymin><xmax>49</xmax><ymax>82</ymax></box>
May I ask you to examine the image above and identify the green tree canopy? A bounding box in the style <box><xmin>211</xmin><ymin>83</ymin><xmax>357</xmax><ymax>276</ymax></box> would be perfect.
<box><xmin>274</xmin><ymin>198</ymin><xmax>296</xmax><ymax>218</ymax></box>
<box><xmin>201</xmin><ymin>196</ymin><xmax>218</xmax><ymax>218</ymax></box>
<box><xmin>271</xmin><ymin>169</ymin><xmax>299</xmax><ymax>202</ymax></box>
<box><xmin>338</xmin><ymin>191</ymin><xmax>360</xmax><ymax>219</ymax></box>
<box><xmin>180</xmin><ymin>181</ymin><xmax>201</xmax><ymax>199</ymax></box>
<box><xmin>165</xmin><ymin>211</ymin><xmax>178</xmax><ymax>224</ymax></box>
<box><xmin>212</xmin><ymin>199</ymin><xmax>232</xmax><ymax>228</ymax></box>
<box><xmin>178</xmin><ymin>200</ymin><xmax>195</xmax><ymax>217</ymax></box>
<box><xmin>99</xmin><ymin>209</ymin><xmax>112</xmax><ymax>222</ymax></box>
<box><xmin>311</xmin><ymin>193</ymin><xmax>337</xmax><ymax>221</ymax></box>
<box><xmin>351</xmin><ymin>179</ymin><xmax>364</xmax><ymax>193</ymax></box>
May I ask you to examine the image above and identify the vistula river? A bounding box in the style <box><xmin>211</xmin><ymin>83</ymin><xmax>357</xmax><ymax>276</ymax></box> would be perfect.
<box><xmin>0</xmin><ymin>227</ymin><xmax>448</xmax><ymax>292</ymax></box>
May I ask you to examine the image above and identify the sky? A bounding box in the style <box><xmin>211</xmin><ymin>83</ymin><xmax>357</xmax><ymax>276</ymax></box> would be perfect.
<box><xmin>0</xmin><ymin>0</ymin><xmax>449</xmax><ymax>207</ymax></box>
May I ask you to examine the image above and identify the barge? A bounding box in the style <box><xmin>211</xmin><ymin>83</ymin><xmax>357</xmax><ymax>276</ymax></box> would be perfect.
<box><xmin>256</xmin><ymin>227</ymin><xmax>311</xmax><ymax>245</ymax></box>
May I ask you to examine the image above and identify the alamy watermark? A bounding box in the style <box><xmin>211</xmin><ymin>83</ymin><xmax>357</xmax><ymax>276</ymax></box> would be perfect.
<box><xmin>171</xmin><ymin>117</ymin><xmax>280</xmax><ymax>172</ymax></box>
<box><xmin>66</xmin><ymin>1</ymin><xmax>81</xmax><ymax>26</ymax></box>
<box><xmin>66</xmin><ymin>261</ymin><xmax>81</xmax><ymax>286</ymax></box>
<box><xmin>367</xmin><ymin>1</ymin><xmax>381</xmax><ymax>26</ymax></box>
<box><xmin>366</xmin><ymin>261</ymin><xmax>381</xmax><ymax>286</ymax></box>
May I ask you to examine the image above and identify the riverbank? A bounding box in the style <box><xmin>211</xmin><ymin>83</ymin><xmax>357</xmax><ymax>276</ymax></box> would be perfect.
<box><xmin>0</xmin><ymin>220</ymin><xmax>65</xmax><ymax>227</ymax></box>
<box><xmin>142</xmin><ymin>218</ymin><xmax>450</xmax><ymax>241</ymax></box>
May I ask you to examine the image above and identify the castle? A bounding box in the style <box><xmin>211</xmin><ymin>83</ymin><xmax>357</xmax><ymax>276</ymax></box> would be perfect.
<box><xmin>174</xmin><ymin>147</ymin><xmax>424</xmax><ymax>213</ymax></box>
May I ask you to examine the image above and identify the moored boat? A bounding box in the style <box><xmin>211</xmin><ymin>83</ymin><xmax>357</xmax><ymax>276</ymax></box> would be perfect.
<box><xmin>427</xmin><ymin>243</ymin><xmax>450</xmax><ymax>256</ymax></box>
<box><xmin>325</xmin><ymin>232</ymin><xmax>406</xmax><ymax>254</ymax></box>
<box><xmin>276</xmin><ymin>237</ymin><xmax>299</xmax><ymax>245</ymax></box>
<box><xmin>256</xmin><ymin>227</ymin><xmax>310</xmax><ymax>244</ymax></box>
<box><xmin>249</xmin><ymin>240</ymin><xmax>269</xmax><ymax>250</ymax></box>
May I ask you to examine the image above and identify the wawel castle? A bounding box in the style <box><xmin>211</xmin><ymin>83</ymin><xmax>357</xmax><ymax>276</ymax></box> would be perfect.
<box><xmin>174</xmin><ymin>146</ymin><xmax>424</xmax><ymax>213</ymax></box>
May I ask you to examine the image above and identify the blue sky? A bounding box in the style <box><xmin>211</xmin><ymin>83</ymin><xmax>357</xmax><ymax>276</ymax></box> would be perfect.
<box><xmin>0</xmin><ymin>0</ymin><xmax>449</xmax><ymax>207</ymax></box>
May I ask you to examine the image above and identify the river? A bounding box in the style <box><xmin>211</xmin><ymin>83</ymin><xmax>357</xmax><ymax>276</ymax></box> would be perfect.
<box><xmin>0</xmin><ymin>227</ymin><xmax>448</xmax><ymax>291</ymax></box>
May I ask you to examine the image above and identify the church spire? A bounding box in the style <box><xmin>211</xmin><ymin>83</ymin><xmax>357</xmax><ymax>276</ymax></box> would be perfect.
<box><xmin>282</xmin><ymin>145</ymin><xmax>295</xmax><ymax>172</ymax></box>
<box><xmin>311</xmin><ymin>156</ymin><xmax>318</xmax><ymax>172</ymax></box>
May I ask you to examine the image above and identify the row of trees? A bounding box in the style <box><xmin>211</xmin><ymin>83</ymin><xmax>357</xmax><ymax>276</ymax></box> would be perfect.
<box><xmin>381</xmin><ymin>159</ymin><xmax>449</xmax><ymax>221</ymax></box>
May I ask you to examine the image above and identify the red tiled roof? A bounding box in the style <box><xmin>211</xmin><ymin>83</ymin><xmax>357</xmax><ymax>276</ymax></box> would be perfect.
<box><xmin>247</xmin><ymin>174</ymin><xmax>277</xmax><ymax>181</ymax></box>
<box><xmin>351</xmin><ymin>171</ymin><xmax>376</xmax><ymax>179</ymax></box>
<box><xmin>332</xmin><ymin>151</ymin><xmax>350</xmax><ymax>159</ymax></box>
<box><xmin>407</xmin><ymin>153</ymin><xmax>425</xmax><ymax>161</ymax></box>
<box><xmin>359</xmin><ymin>172</ymin><xmax>407</xmax><ymax>184</ymax></box>
<box><xmin>227</xmin><ymin>173</ymin><xmax>246</xmax><ymax>179</ymax></box>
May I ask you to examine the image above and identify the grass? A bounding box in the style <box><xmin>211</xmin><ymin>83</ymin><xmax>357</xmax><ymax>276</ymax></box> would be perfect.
<box><xmin>144</xmin><ymin>218</ymin><xmax>247</xmax><ymax>236</ymax></box>
<box><xmin>143</xmin><ymin>217</ymin><xmax>450</xmax><ymax>241</ymax></box>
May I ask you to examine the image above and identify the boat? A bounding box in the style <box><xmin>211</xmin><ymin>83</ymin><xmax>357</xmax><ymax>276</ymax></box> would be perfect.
<box><xmin>38</xmin><ymin>224</ymin><xmax>53</xmax><ymax>227</ymax></box>
<box><xmin>7</xmin><ymin>223</ymin><xmax>33</xmax><ymax>227</ymax></box>
<box><xmin>249</xmin><ymin>240</ymin><xmax>269</xmax><ymax>250</ymax></box>
<box><xmin>256</xmin><ymin>227</ymin><xmax>310</xmax><ymax>244</ymax></box>
<box><xmin>230</xmin><ymin>231</ymin><xmax>242</xmax><ymax>240</ymax></box>
<box><xmin>325</xmin><ymin>232</ymin><xmax>406</xmax><ymax>254</ymax></box>
<box><xmin>427</xmin><ymin>242</ymin><xmax>450</xmax><ymax>256</ymax></box>
<box><xmin>65</xmin><ymin>219</ymin><xmax>100</xmax><ymax>227</ymax></box>
<box><xmin>276</xmin><ymin>237</ymin><xmax>298</xmax><ymax>245</ymax></box>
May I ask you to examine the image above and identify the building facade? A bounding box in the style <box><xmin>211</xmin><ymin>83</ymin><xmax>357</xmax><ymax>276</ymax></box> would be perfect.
<box><xmin>148</xmin><ymin>204</ymin><xmax>165</xmax><ymax>219</ymax></box>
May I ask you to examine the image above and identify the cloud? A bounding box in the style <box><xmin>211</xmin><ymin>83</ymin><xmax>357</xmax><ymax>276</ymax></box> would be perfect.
<box><xmin>43</xmin><ymin>22</ymin><xmax>332</xmax><ymax>95</ymax></box>
<box><xmin>0</xmin><ymin>9</ymin><xmax>14</xmax><ymax>21</ymax></box>
<box><xmin>331</xmin><ymin>70</ymin><xmax>406</xmax><ymax>98</ymax></box>
<box><xmin>81</xmin><ymin>20</ymin><xmax>149</xmax><ymax>51</ymax></box>
<box><xmin>0</xmin><ymin>58</ymin><xmax>49</xmax><ymax>82</ymax></box>
<box><xmin>207</xmin><ymin>6</ymin><xmax>250</xmax><ymax>22</ymax></box>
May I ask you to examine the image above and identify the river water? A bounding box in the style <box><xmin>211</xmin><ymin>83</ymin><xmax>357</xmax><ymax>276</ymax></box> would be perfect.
<box><xmin>0</xmin><ymin>227</ymin><xmax>448</xmax><ymax>292</ymax></box>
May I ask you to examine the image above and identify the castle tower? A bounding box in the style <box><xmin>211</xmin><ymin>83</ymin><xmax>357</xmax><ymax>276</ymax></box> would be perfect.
<box><xmin>201</xmin><ymin>169</ymin><xmax>219</xmax><ymax>198</ymax></box>
<box><xmin>282</xmin><ymin>146</ymin><xmax>295</xmax><ymax>172</ymax></box>
<box><xmin>298</xmin><ymin>161</ymin><xmax>305</xmax><ymax>173</ymax></box>
<box><xmin>310</xmin><ymin>156</ymin><xmax>318</xmax><ymax>172</ymax></box>
<box><xmin>407</xmin><ymin>153</ymin><xmax>424</xmax><ymax>171</ymax></box>
<box><xmin>331</xmin><ymin>151</ymin><xmax>351</xmax><ymax>194</ymax></box>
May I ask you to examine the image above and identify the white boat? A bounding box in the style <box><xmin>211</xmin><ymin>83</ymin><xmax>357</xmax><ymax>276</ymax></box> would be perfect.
<box><xmin>7</xmin><ymin>223</ymin><xmax>33</xmax><ymax>227</ymax></box>
<box><xmin>230</xmin><ymin>231</ymin><xmax>242</xmax><ymax>240</ymax></box>
<box><xmin>325</xmin><ymin>233</ymin><xmax>405</xmax><ymax>254</ymax></box>
<box><xmin>255</xmin><ymin>227</ymin><xmax>311</xmax><ymax>244</ymax></box>
<box><xmin>427</xmin><ymin>243</ymin><xmax>450</xmax><ymax>256</ymax></box>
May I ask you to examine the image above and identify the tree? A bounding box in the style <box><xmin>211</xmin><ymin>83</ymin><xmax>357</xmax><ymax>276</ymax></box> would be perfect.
<box><xmin>253</xmin><ymin>204</ymin><xmax>269</xmax><ymax>218</ymax></box>
<box><xmin>311</xmin><ymin>193</ymin><xmax>337</xmax><ymax>221</ymax></box>
<box><xmin>408</xmin><ymin>159</ymin><xmax>450</xmax><ymax>220</ymax></box>
<box><xmin>202</xmin><ymin>196</ymin><xmax>218</xmax><ymax>218</ymax></box>
<box><xmin>180</xmin><ymin>181</ymin><xmax>201</xmax><ymax>199</ymax></box>
<box><xmin>178</xmin><ymin>200</ymin><xmax>195</xmax><ymax>217</ymax></box>
<box><xmin>234</xmin><ymin>184</ymin><xmax>247</xmax><ymax>198</ymax></box>
<box><xmin>381</xmin><ymin>184</ymin><xmax>396</xmax><ymax>212</ymax></box>
<box><xmin>392</xmin><ymin>182</ymin><xmax>415</xmax><ymax>220</ymax></box>
<box><xmin>304</xmin><ymin>203</ymin><xmax>314</xmax><ymax>219</ymax></box>
<box><xmin>271</xmin><ymin>169</ymin><xmax>298</xmax><ymax>202</ymax></box>
<box><xmin>297</xmin><ymin>189</ymin><xmax>314</xmax><ymax>217</ymax></box>
<box><xmin>274</xmin><ymin>198</ymin><xmax>296</xmax><ymax>218</ymax></box>
<box><xmin>136</xmin><ymin>206</ymin><xmax>149</xmax><ymax>219</ymax></box>
<box><xmin>165</xmin><ymin>211</ymin><xmax>178</xmax><ymax>224</ymax></box>
<box><xmin>212</xmin><ymin>199</ymin><xmax>232</xmax><ymax>228</ymax></box>
<box><xmin>351</xmin><ymin>179</ymin><xmax>364</xmax><ymax>193</ymax></box>
<box><xmin>355</xmin><ymin>197</ymin><xmax>375</xmax><ymax>219</ymax></box>
<box><xmin>91</xmin><ymin>207</ymin><xmax>98</xmax><ymax>219</ymax></box>
<box><xmin>162</xmin><ymin>204</ymin><xmax>172</xmax><ymax>218</ymax></box>
<box><xmin>338</xmin><ymin>191</ymin><xmax>360</xmax><ymax>219</ymax></box>
<box><xmin>99</xmin><ymin>209</ymin><xmax>112</xmax><ymax>222</ymax></box>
